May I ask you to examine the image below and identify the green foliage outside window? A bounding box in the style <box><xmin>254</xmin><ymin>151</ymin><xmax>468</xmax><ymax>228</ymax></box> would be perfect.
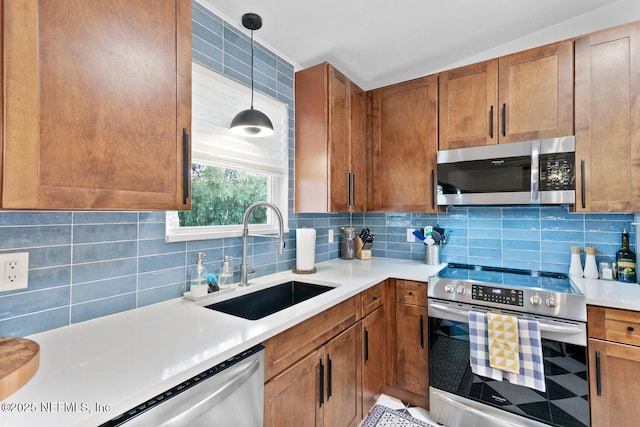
<box><xmin>178</xmin><ymin>164</ymin><xmax>268</xmax><ymax>227</ymax></box>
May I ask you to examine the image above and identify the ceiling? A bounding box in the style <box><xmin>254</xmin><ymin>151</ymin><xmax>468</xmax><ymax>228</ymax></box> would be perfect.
<box><xmin>200</xmin><ymin>0</ymin><xmax>627</xmax><ymax>90</ymax></box>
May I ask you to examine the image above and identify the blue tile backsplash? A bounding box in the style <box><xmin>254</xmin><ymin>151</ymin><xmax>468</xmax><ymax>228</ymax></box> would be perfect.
<box><xmin>0</xmin><ymin>1</ymin><xmax>637</xmax><ymax>337</ymax></box>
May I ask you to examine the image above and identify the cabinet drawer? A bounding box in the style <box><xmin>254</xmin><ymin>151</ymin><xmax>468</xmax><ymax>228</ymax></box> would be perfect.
<box><xmin>588</xmin><ymin>305</ymin><xmax>640</xmax><ymax>346</ymax></box>
<box><xmin>395</xmin><ymin>280</ymin><xmax>427</xmax><ymax>307</ymax></box>
<box><xmin>362</xmin><ymin>282</ymin><xmax>384</xmax><ymax>316</ymax></box>
<box><xmin>262</xmin><ymin>296</ymin><xmax>359</xmax><ymax>382</ymax></box>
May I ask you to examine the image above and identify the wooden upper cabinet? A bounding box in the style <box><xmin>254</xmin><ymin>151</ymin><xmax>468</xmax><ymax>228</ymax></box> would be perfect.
<box><xmin>295</xmin><ymin>62</ymin><xmax>366</xmax><ymax>213</ymax></box>
<box><xmin>371</xmin><ymin>75</ymin><xmax>438</xmax><ymax>212</ymax></box>
<box><xmin>1</xmin><ymin>0</ymin><xmax>192</xmax><ymax>210</ymax></box>
<box><xmin>439</xmin><ymin>60</ymin><xmax>498</xmax><ymax>150</ymax></box>
<box><xmin>574</xmin><ymin>22</ymin><xmax>640</xmax><ymax>212</ymax></box>
<box><xmin>439</xmin><ymin>40</ymin><xmax>573</xmax><ymax>149</ymax></box>
<box><xmin>498</xmin><ymin>40</ymin><xmax>574</xmax><ymax>144</ymax></box>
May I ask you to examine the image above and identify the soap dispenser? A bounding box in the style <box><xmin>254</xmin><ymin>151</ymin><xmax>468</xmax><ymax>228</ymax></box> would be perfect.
<box><xmin>189</xmin><ymin>252</ymin><xmax>208</xmax><ymax>292</ymax></box>
<box><xmin>219</xmin><ymin>256</ymin><xmax>234</xmax><ymax>287</ymax></box>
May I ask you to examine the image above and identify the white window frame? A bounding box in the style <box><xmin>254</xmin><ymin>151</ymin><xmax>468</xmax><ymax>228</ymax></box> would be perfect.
<box><xmin>165</xmin><ymin>63</ymin><xmax>289</xmax><ymax>243</ymax></box>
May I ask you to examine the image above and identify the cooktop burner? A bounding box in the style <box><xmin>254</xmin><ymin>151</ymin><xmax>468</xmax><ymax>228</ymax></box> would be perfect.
<box><xmin>435</xmin><ymin>263</ymin><xmax>578</xmax><ymax>294</ymax></box>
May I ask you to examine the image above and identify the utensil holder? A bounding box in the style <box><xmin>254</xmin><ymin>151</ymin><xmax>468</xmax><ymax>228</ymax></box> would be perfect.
<box><xmin>425</xmin><ymin>245</ymin><xmax>440</xmax><ymax>265</ymax></box>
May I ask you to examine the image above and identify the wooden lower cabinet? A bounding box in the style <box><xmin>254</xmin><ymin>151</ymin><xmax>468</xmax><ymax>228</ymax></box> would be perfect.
<box><xmin>588</xmin><ymin>338</ymin><xmax>640</xmax><ymax>427</ymax></box>
<box><xmin>394</xmin><ymin>303</ymin><xmax>428</xmax><ymax>397</ymax></box>
<box><xmin>588</xmin><ymin>305</ymin><xmax>640</xmax><ymax>427</ymax></box>
<box><xmin>265</xmin><ymin>348</ymin><xmax>322</xmax><ymax>427</ymax></box>
<box><xmin>264</xmin><ymin>324</ymin><xmax>361</xmax><ymax>427</ymax></box>
<box><xmin>385</xmin><ymin>280</ymin><xmax>429</xmax><ymax>408</ymax></box>
<box><xmin>362</xmin><ymin>306</ymin><xmax>386</xmax><ymax>412</ymax></box>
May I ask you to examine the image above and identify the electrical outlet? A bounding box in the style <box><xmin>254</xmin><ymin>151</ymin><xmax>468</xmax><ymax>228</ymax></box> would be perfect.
<box><xmin>407</xmin><ymin>228</ymin><xmax>415</xmax><ymax>242</ymax></box>
<box><xmin>328</xmin><ymin>229</ymin><xmax>334</xmax><ymax>243</ymax></box>
<box><xmin>0</xmin><ymin>252</ymin><xmax>29</xmax><ymax>292</ymax></box>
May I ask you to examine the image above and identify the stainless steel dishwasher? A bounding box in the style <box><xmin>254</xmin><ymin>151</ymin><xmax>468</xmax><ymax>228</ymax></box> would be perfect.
<box><xmin>100</xmin><ymin>345</ymin><xmax>264</xmax><ymax>427</ymax></box>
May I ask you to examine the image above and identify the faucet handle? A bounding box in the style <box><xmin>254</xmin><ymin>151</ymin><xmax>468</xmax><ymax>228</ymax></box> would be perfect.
<box><xmin>248</xmin><ymin>267</ymin><xmax>257</xmax><ymax>280</ymax></box>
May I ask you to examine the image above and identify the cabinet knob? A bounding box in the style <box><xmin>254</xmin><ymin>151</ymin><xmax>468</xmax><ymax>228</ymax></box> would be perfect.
<box><xmin>628</xmin><ymin>326</ymin><xmax>635</xmax><ymax>332</ymax></box>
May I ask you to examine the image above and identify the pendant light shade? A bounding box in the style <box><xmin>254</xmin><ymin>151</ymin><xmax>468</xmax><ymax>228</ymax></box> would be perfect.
<box><xmin>230</xmin><ymin>13</ymin><xmax>274</xmax><ymax>137</ymax></box>
<box><xmin>230</xmin><ymin>108</ymin><xmax>274</xmax><ymax>137</ymax></box>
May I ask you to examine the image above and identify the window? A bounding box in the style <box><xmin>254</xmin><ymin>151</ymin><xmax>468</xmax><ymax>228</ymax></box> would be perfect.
<box><xmin>166</xmin><ymin>63</ymin><xmax>288</xmax><ymax>242</ymax></box>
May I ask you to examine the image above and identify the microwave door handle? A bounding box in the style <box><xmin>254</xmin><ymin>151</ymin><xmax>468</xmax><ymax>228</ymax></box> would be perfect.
<box><xmin>530</xmin><ymin>140</ymin><xmax>540</xmax><ymax>202</ymax></box>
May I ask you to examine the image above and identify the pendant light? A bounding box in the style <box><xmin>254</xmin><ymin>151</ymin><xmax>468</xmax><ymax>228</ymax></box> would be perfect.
<box><xmin>230</xmin><ymin>13</ymin><xmax>274</xmax><ymax>137</ymax></box>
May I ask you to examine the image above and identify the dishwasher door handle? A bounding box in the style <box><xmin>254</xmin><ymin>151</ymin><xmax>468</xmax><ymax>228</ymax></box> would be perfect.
<box><xmin>158</xmin><ymin>357</ymin><xmax>261</xmax><ymax>427</ymax></box>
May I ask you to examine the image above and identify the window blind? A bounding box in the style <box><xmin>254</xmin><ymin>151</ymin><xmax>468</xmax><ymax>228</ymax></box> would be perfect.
<box><xmin>191</xmin><ymin>62</ymin><xmax>288</xmax><ymax>176</ymax></box>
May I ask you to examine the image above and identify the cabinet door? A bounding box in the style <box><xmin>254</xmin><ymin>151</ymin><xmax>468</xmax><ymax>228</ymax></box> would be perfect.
<box><xmin>349</xmin><ymin>83</ymin><xmax>367</xmax><ymax>212</ymax></box>
<box><xmin>294</xmin><ymin>63</ymin><xmax>364</xmax><ymax>213</ymax></box>
<box><xmin>498</xmin><ymin>40</ymin><xmax>573</xmax><ymax>144</ymax></box>
<box><xmin>588</xmin><ymin>338</ymin><xmax>640</xmax><ymax>427</ymax></box>
<box><xmin>575</xmin><ymin>23</ymin><xmax>640</xmax><ymax>212</ymax></box>
<box><xmin>439</xmin><ymin>60</ymin><xmax>498</xmax><ymax>150</ymax></box>
<box><xmin>328</xmin><ymin>67</ymin><xmax>351</xmax><ymax>212</ymax></box>
<box><xmin>394</xmin><ymin>303</ymin><xmax>428</xmax><ymax>396</ymax></box>
<box><xmin>372</xmin><ymin>75</ymin><xmax>438</xmax><ymax>212</ymax></box>
<box><xmin>2</xmin><ymin>0</ymin><xmax>191</xmax><ymax>210</ymax></box>
<box><xmin>265</xmin><ymin>348</ymin><xmax>323</xmax><ymax>427</ymax></box>
<box><xmin>324</xmin><ymin>324</ymin><xmax>361</xmax><ymax>427</ymax></box>
<box><xmin>362</xmin><ymin>306</ymin><xmax>386</xmax><ymax>413</ymax></box>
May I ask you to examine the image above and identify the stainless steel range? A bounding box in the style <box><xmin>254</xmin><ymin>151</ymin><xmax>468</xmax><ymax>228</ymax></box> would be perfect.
<box><xmin>428</xmin><ymin>263</ymin><xmax>588</xmax><ymax>427</ymax></box>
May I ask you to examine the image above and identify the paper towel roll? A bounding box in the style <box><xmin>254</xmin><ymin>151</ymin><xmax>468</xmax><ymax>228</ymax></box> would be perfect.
<box><xmin>296</xmin><ymin>228</ymin><xmax>316</xmax><ymax>272</ymax></box>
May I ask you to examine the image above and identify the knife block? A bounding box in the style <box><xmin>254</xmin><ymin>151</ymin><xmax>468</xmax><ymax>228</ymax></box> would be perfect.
<box><xmin>355</xmin><ymin>237</ymin><xmax>371</xmax><ymax>260</ymax></box>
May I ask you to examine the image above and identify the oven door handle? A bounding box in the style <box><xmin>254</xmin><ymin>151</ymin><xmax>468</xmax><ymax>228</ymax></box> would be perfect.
<box><xmin>429</xmin><ymin>303</ymin><xmax>584</xmax><ymax>335</ymax></box>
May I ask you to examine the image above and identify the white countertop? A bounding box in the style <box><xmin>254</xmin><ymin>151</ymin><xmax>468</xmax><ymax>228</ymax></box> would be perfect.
<box><xmin>573</xmin><ymin>275</ymin><xmax>640</xmax><ymax>311</ymax></box>
<box><xmin>2</xmin><ymin>257</ymin><xmax>639</xmax><ymax>427</ymax></box>
<box><xmin>0</xmin><ymin>258</ymin><xmax>443</xmax><ymax>427</ymax></box>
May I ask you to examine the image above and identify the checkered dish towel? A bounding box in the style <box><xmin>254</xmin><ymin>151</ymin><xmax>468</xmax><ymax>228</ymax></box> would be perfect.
<box><xmin>468</xmin><ymin>311</ymin><xmax>502</xmax><ymax>381</ymax></box>
<box><xmin>468</xmin><ymin>311</ymin><xmax>546</xmax><ymax>393</ymax></box>
<box><xmin>507</xmin><ymin>318</ymin><xmax>546</xmax><ymax>393</ymax></box>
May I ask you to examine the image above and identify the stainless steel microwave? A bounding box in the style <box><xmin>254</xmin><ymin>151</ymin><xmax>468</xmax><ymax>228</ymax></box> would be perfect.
<box><xmin>436</xmin><ymin>136</ymin><xmax>575</xmax><ymax>206</ymax></box>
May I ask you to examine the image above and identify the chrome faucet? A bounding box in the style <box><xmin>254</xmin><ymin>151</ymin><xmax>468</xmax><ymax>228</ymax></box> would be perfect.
<box><xmin>240</xmin><ymin>201</ymin><xmax>285</xmax><ymax>286</ymax></box>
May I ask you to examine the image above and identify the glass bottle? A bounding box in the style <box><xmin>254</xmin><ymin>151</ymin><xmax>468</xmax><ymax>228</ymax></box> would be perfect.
<box><xmin>219</xmin><ymin>256</ymin><xmax>234</xmax><ymax>287</ymax></box>
<box><xmin>189</xmin><ymin>252</ymin><xmax>207</xmax><ymax>290</ymax></box>
<box><xmin>616</xmin><ymin>229</ymin><xmax>636</xmax><ymax>283</ymax></box>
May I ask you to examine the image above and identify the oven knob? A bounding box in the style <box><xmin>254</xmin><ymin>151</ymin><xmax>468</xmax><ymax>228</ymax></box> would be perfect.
<box><xmin>444</xmin><ymin>284</ymin><xmax>455</xmax><ymax>293</ymax></box>
<box><xmin>456</xmin><ymin>285</ymin><xmax>466</xmax><ymax>295</ymax></box>
<box><xmin>546</xmin><ymin>297</ymin><xmax>557</xmax><ymax>308</ymax></box>
<box><xmin>529</xmin><ymin>294</ymin><xmax>542</xmax><ymax>306</ymax></box>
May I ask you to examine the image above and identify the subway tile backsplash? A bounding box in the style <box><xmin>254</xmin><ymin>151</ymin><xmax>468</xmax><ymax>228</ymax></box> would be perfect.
<box><xmin>0</xmin><ymin>2</ymin><xmax>637</xmax><ymax>337</ymax></box>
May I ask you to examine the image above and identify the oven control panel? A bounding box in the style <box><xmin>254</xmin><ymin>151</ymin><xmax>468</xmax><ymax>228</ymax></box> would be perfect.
<box><xmin>472</xmin><ymin>284</ymin><xmax>523</xmax><ymax>307</ymax></box>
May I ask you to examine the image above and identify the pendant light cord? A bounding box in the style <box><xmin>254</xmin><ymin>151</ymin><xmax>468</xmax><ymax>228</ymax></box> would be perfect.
<box><xmin>250</xmin><ymin>28</ymin><xmax>255</xmax><ymax>109</ymax></box>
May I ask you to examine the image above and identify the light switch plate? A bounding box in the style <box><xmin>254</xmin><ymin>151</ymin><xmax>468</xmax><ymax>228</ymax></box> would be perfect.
<box><xmin>0</xmin><ymin>252</ymin><xmax>29</xmax><ymax>292</ymax></box>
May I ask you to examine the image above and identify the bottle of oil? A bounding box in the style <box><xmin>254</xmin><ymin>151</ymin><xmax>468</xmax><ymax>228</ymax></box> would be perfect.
<box><xmin>616</xmin><ymin>229</ymin><xmax>636</xmax><ymax>283</ymax></box>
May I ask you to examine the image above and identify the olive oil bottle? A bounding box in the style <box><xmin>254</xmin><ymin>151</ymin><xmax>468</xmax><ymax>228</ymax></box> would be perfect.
<box><xmin>616</xmin><ymin>229</ymin><xmax>636</xmax><ymax>283</ymax></box>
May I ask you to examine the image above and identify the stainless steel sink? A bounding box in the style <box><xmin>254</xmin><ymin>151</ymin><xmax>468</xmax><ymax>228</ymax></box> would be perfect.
<box><xmin>204</xmin><ymin>281</ymin><xmax>335</xmax><ymax>320</ymax></box>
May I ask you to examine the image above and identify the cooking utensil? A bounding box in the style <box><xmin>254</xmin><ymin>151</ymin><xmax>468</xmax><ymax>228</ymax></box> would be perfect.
<box><xmin>431</xmin><ymin>230</ymin><xmax>441</xmax><ymax>245</ymax></box>
<box><xmin>412</xmin><ymin>229</ymin><xmax>426</xmax><ymax>244</ymax></box>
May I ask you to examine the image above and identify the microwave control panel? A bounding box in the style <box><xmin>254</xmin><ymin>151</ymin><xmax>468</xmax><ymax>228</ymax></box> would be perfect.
<box><xmin>540</xmin><ymin>152</ymin><xmax>574</xmax><ymax>190</ymax></box>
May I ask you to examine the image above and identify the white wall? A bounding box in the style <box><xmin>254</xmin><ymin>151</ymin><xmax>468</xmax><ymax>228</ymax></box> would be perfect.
<box><xmin>438</xmin><ymin>0</ymin><xmax>640</xmax><ymax>72</ymax></box>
